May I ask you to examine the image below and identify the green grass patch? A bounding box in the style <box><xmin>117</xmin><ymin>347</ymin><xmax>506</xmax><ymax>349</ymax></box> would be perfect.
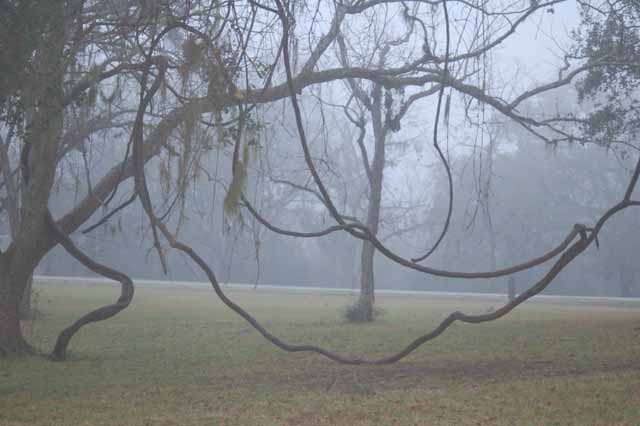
<box><xmin>1</xmin><ymin>283</ymin><xmax>639</xmax><ymax>425</ymax></box>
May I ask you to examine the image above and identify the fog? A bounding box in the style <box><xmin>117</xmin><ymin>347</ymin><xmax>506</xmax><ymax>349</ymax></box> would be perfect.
<box><xmin>33</xmin><ymin>93</ymin><xmax>640</xmax><ymax>299</ymax></box>
<box><xmin>34</xmin><ymin>106</ymin><xmax>639</xmax><ymax>297</ymax></box>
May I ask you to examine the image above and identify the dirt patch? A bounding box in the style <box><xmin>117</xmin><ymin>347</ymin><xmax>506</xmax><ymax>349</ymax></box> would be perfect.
<box><xmin>201</xmin><ymin>357</ymin><xmax>640</xmax><ymax>395</ymax></box>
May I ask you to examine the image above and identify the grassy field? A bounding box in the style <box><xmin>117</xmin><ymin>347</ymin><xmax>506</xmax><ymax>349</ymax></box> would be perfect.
<box><xmin>1</xmin><ymin>282</ymin><xmax>640</xmax><ymax>426</ymax></box>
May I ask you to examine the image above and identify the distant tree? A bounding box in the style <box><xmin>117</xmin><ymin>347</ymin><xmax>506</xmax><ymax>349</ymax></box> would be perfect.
<box><xmin>575</xmin><ymin>0</ymin><xmax>640</xmax><ymax>145</ymax></box>
<box><xmin>426</xmin><ymin>126</ymin><xmax>639</xmax><ymax>296</ymax></box>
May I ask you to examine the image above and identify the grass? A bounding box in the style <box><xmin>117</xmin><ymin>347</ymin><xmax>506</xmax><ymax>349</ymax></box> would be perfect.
<box><xmin>1</xmin><ymin>282</ymin><xmax>640</xmax><ymax>426</ymax></box>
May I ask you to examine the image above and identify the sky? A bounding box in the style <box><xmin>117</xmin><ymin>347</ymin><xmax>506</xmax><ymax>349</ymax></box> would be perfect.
<box><xmin>499</xmin><ymin>1</ymin><xmax>582</xmax><ymax>89</ymax></box>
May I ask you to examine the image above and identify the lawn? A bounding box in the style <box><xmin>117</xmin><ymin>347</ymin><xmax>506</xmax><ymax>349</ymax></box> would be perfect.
<box><xmin>1</xmin><ymin>281</ymin><xmax>639</xmax><ymax>426</ymax></box>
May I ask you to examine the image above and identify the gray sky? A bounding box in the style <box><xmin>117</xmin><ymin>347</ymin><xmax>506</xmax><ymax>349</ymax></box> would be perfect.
<box><xmin>500</xmin><ymin>2</ymin><xmax>582</xmax><ymax>88</ymax></box>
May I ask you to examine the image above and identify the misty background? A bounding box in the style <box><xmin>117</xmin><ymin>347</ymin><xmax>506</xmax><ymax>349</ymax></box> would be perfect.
<box><xmin>2</xmin><ymin>1</ymin><xmax>637</xmax><ymax>298</ymax></box>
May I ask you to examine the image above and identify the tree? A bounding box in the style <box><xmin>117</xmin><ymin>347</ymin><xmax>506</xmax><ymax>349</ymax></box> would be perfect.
<box><xmin>424</xmin><ymin>110</ymin><xmax>640</xmax><ymax>297</ymax></box>
<box><xmin>334</xmin><ymin>13</ymin><xmax>444</xmax><ymax>320</ymax></box>
<box><xmin>574</xmin><ymin>0</ymin><xmax>640</xmax><ymax>145</ymax></box>
<box><xmin>0</xmin><ymin>0</ymin><xmax>260</xmax><ymax>356</ymax></box>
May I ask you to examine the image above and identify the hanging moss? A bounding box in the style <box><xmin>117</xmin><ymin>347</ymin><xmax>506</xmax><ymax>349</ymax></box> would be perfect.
<box><xmin>223</xmin><ymin>142</ymin><xmax>250</xmax><ymax>218</ymax></box>
<box><xmin>182</xmin><ymin>36</ymin><xmax>204</xmax><ymax>69</ymax></box>
<box><xmin>159</xmin><ymin>157</ymin><xmax>172</xmax><ymax>197</ymax></box>
<box><xmin>87</xmin><ymin>84</ymin><xmax>98</xmax><ymax>108</ymax></box>
<box><xmin>444</xmin><ymin>92</ymin><xmax>451</xmax><ymax>127</ymax></box>
<box><xmin>179</xmin><ymin>113</ymin><xmax>194</xmax><ymax>186</ymax></box>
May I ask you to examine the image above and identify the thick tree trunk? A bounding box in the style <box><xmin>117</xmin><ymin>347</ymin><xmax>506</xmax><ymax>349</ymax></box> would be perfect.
<box><xmin>0</xmin><ymin>290</ymin><xmax>22</xmax><ymax>356</ymax></box>
<box><xmin>19</xmin><ymin>275</ymin><xmax>33</xmax><ymax>318</ymax></box>
<box><xmin>0</xmin><ymin>5</ymin><xmax>64</xmax><ymax>357</ymax></box>
<box><xmin>0</xmin><ymin>259</ymin><xmax>31</xmax><ymax>356</ymax></box>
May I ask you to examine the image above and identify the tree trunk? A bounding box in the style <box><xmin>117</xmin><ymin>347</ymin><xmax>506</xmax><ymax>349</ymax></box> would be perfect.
<box><xmin>356</xmin><ymin>84</ymin><xmax>385</xmax><ymax>322</ymax></box>
<box><xmin>0</xmin><ymin>4</ymin><xmax>64</xmax><ymax>357</ymax></box>
<box><xmin>18</xmin><ymin>274</ymin><xmax>34</xmax><ymax>319</ymax></box>
<box><xmin>0</xmin><ymin>259</ymin><xmax>31</xmax><ymax>356</ymax></box>
<box><xmin>0</xmin><ymin>289</ymin><xmax>22</xmax><ymax>356</ymax></box>
<box><xmin>358</xmin><ymin>240</ymin><xmax>376</xmax><ymax>321</ymax></box>
<box><xmin>620</xmin><ymin>268</ymin><xmax>633</xmax><ymax>297</ymax></box>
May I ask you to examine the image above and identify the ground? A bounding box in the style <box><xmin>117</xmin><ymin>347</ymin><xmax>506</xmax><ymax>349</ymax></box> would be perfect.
<box><xmin>1</xmin><ymin>281</ymin><xmax>639</xmax><ymax>426</ymax></box>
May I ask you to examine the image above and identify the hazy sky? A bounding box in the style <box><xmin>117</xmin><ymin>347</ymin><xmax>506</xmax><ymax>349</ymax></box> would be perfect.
<box><xmin>500</xmin><ymin>2</ymin><xmax>582</xmax><ymax>87</ymax></box>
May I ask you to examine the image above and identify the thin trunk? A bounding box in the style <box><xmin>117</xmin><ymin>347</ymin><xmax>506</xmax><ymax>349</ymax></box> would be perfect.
<box><xmin>480</xmin><ymin>137</ymin><xmax>501</xmax><ymax>296</ymax></box>
<box><xmin>358</xmin><ymin>83</ymin><xmax>385</xmax><ymax>321</ymax></box>
<box><xmin>620</xmin><ymin>268</ymin><xmax>633</xmax><ymax>297</ymax></box>
<box><xmin>359</xmin><ymin>240</ymin><xmax>376</xmax><ymax>321</ymax></box>
<box><xmin>483</xmin><ymin>207</ymin><xmax>500</xmax><ymax>294</ymax></box>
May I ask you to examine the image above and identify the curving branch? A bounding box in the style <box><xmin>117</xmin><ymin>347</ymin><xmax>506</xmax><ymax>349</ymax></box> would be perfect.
<box><xmin>48</xmin><ymin>211</ymin><xmax>135</xmax><ymax>361</ymax></box>
<box><xmin>143</xmin><ymin>150</ymin><xmax>640</xmax><ymax>366</ymax></box>
<box><xmin>81</xmin><ymin>192</ymin><xmax>137</xmax><ymax>235</ymax></box>
<box><xmin>412</xmin><ymin>0</ymin><xmax>453</xmax><ymax>262</ymax></box>
<box><xmin>241</xmin><ymin>188</ymin><xmax>593</xmax><ymax>278</ymax></box>
<box><xmin>130</xmin><ymin>56</ymin><xmax>171</xmax><ymax>273</ymax></box>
